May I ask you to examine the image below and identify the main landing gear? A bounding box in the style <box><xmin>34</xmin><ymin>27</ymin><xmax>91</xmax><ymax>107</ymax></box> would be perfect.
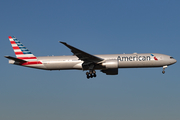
<box><xmin>162</xmin><ymin>65</ymin><xmax>167</xmax><ymax>74</ymax></box>
<box><xmin>85</xmin><ymin>64</ymin><xmax>97</xmax><ymax>79</ymax></box>
<box><xmin>86</xmin><ymin>70</ymin><xmax>96</xmax><ymax>79</ymax></box>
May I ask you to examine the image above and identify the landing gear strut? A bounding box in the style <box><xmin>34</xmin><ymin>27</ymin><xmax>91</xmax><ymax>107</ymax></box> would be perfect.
<box><xmin>162</xmin><ymin>65</ymin><xmax>167</xmax><ymax>74</ymax></box>
<box><xmin>85</xmin><ymin>64</ymin><xmax>96</xmax><ymax>79</ymax></box>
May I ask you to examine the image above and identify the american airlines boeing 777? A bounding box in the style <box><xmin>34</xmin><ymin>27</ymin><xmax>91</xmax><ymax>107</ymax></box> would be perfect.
<box><xmin>5</xmin><ymin>36</ymin><xmax>177</xmax><ymax>79</ymax></box>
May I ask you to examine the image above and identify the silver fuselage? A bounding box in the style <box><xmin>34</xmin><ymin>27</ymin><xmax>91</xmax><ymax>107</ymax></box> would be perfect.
<box><xmin>10</xmin><ymin>53</ymin><xmax>176</xmax><ymax>70</ymax></box>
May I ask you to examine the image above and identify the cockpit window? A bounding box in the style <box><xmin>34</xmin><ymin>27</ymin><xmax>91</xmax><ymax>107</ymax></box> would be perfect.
<box><xmin>170</xmin><ymin>57</ymin><xmax>174</xmax><ymax>59</ymax></box>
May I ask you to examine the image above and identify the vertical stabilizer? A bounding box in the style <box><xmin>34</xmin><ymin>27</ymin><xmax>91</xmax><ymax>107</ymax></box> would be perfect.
<box><xmin>8</xmin><ymin>36</ymin><xmax>42</xmax><ymax>66</ymax></box>
<box><xmin>8</xmin><ymin>36</ymin><xmax>38</xmax><ymax>61</ymax></box>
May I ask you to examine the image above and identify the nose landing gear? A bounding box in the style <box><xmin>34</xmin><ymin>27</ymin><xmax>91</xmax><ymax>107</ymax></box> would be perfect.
<box><xmin>162</xmin><ymin>65</ymin><xmax>167</xmax><ymax>74</ymax></box>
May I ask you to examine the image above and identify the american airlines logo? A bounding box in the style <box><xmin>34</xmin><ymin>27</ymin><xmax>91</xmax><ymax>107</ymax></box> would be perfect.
<box><xmin>117</xmin><ymin>55</ymin><xmax>151</xmax><ymax>61</ymax></box>
<box><xmin>151</xmin><ymin>54</ymin><xmax>158</xmax><ymax>60</ymax></box>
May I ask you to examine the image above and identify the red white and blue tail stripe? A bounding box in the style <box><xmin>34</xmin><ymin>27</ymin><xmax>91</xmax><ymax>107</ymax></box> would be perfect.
<box><xmin>8</xmin><ymin>36</ymin><xmax>42</xmax><ymax>65</ymax></box>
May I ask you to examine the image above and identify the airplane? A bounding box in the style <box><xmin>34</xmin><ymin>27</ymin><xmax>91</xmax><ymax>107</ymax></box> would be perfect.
<box><xmin>5</xmin><ymin>36</ymin><xmax>177</xmax><ymax>79</ymax></box>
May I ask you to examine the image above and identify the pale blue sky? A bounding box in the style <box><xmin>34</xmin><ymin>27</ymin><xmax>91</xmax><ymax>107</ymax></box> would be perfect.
<box><xmin>0</xmin><ymin>0</ymin><xmax>180</xmax><ymax>120</ymax></box>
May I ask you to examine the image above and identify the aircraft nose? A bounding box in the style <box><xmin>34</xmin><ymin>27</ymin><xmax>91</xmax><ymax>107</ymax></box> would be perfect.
<box><xmin>171</xmin><ymin>58</ymin><xmax>177</xmax><ymax>64</ymax></box>
<box><xmin>169</xmin><ymin>56</ymin><xmax>177</xmax><ymax>64</ymax></box>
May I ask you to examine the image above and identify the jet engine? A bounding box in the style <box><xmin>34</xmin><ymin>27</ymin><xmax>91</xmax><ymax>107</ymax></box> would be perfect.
<box><xmin>101</xmin><ymin>68</ymin><xmax>118</xmax><ymax>75</ymax></box>
<box><xmin>100</xmin><ymin>60</ymin><xmax>119</xmax><ymax>75</ymax></box>
<box><xmin>102</xmin><ymin>60</ymin><xmax>118</xmax><ymax>69</ymax></box>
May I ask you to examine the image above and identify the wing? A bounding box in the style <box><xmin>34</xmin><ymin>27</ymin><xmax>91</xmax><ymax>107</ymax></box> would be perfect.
<box><xmin>59</xmin><ymin>42</ymin><xmax>104</xmax><ymax>63</ymax></box>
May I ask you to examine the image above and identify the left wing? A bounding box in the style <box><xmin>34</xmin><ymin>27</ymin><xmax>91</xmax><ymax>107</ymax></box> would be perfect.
<box><xmin>59</xmin><ymin>42</ymin><xmax>104</xmax><ymax>64</ymax></box>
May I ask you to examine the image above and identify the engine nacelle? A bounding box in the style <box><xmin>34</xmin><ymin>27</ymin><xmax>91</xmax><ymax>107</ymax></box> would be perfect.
<box><xmin>102</xmin><ymin>60</ymin><xmax>118</xmax><ymax>69</ymax></box>
<box><xmin>101</xmin><ymin>68</ymin><xmax>118</xmax><ymax>75</ymax></box>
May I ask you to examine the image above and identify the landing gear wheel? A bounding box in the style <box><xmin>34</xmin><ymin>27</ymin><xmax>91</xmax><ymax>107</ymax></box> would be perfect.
<box><xmin>86</xmin><ymin>72</ymin><xmax>89</xmax><ymax>75</ymax></box>
<box><xmin>85</xmin><ymin>70</ymin><xmax>97</xmax><ymax>79</ymax></box>
<box><xmin>93</xmin><ymin>73</ymin><xmax>96</xmax><ymax>77</ymax></box>
<box><xmin>90</xmin><ymin>74</ymin><xmax>93</xmax><ymax>78</ymax></box>
<box><xmin>86</xmin><ymin>72</ymin><xmax>90</xmax><ymax>79</ymax></box>
<box><xmin>162</xmin><ymin>71</ymin><xmax>165</xmax><ymax>74</ymax></box>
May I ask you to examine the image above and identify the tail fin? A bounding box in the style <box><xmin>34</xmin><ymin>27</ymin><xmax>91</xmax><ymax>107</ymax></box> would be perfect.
<box><xmin>8</xmin><ymin>36</ymin><xmax>38</xmax><ymax>61</ymax></box>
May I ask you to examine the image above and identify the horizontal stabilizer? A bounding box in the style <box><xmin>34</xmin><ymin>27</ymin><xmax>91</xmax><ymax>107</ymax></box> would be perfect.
<box><xmin>4</xmin><ymin>56</ymin><xmax>27</xmax><ymax>62</ymax></box>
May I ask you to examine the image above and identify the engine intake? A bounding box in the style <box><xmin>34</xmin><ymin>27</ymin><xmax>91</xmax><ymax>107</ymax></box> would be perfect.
<box><xmin>102</xmin><ymin>60</ymin><xmax>118</xmax><ymax>69</ymax></box>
